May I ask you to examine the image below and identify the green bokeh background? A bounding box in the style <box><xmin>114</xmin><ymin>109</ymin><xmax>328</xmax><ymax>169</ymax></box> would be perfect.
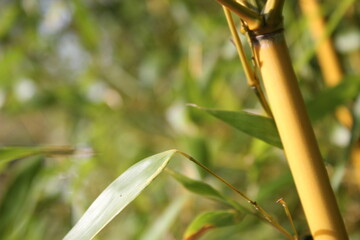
<box><xmin>0</xmin><ymin>0</ymin><xmax>359</xmax><ymax>239</ymax></box>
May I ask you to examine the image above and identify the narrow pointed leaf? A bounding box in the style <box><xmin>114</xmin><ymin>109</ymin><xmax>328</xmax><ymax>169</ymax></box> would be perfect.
<box><xmin>0</xmin><ymin>157</ymin><xmax>43</xmax><ymax>237</ymax></box>
<box><xmin>167</xmin><ymin>169</ymin><xmax>249</xmax><ymax>214</ymax></box>
<box><xmin>0</xmin><ymin>146</ymin><xmax>75</xmax><ymax>165</ymax></box>
<box><xmin>167</xmin><ymin>169</ymin><xmax>225</xmax><ymax>201</ymax></box>
<box><xmin>184</xmin><ymin>210</ymin><xmax>241</xmax><ymax>240</ymax></box>
<box><xmin>64</xmin><ymin>149</ymin><xmax>177</xmax><ymax>240</ymax></box>
<box><xmin>191</xmin><ymin>105</ymin><xmax>282</xmax><ymax>148</ymax></box>
<box><xmin>0</xmin><ymin>147</ymin><xmax>42</xmax><ymax>164</ymax></box>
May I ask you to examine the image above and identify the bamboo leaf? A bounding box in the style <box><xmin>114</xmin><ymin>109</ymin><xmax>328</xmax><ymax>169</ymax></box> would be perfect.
<box><xmin>0</xmin><ymin>157</ymin><xmax>43</xmax><ymax>237</ymax></box>
<box><xmin>167</xmin><ymin>169</ymin><xmax>248</xmax><ymax>214</ymax></box>
<box><xmin>64</xmin><ymin>150</ymin><xmax>177</xmax><ymax>240</ymax></box>
<box><xmin>184</xmin><ymin>210</ymin><xmax>241</xmax><ymax>240</ymax></box>
<box><xmin>191</xmin><ymin>105</ymin><xmax>282</xmax><ymax>148</ymax></box>
<box><xmin>0</xmin><ymin>147</ymin><xmax>42</xmax><ymax>164</ymax></box>
<box><xmin>0</xmin><ymin>146</ymin><xmax>75</xmax><ymax>165</ymax></box>
<box><xmin>307</xmin><ymin>75</ymin><xmax>360</xmax><ymax>122</ymax></box>
<box><xmin>167</xmin><ymin>169</ymin><xmax>226</xmax><ymax>202</ymax></box>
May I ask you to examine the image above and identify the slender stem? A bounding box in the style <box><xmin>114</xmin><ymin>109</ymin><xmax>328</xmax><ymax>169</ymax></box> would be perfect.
<box><xmin>177</xmin><ymin>151</ymin><xmax>252</xmax><ymax>202</ymax></box>
<box><xmin>222</xmin><ymin>7</ymin><xmax>273</xmax><ymax>117</ymax></box>
<box><xmin>217</xmin><ymin>0</ymin><xmax>262</xmax><ymax>30</ymax></box>
<box><xmin>176</xmin><ymin>150</ymin><xmax>293</xmax><ymax>239</ymax></box>
<box><xmin>277</xmin><ymin>198</ymin><xmax>298</xmax><ymax>239</ymax></box>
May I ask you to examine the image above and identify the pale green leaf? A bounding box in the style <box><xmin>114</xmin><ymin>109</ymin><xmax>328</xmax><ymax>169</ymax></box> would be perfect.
<box><xmin>64</xmin><ymin>150</ymin><xmax>177</xmax><ymax>240</ymax></box>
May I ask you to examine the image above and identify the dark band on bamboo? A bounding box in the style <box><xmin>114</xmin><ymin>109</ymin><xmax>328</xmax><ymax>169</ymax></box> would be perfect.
<box><xmin>249</xmin><ymin>28</ymin><xmax>284</xmax><ymax>47</ymax></box>
<box><xmin>254</xmin><ymin>28</ymin><xmax>284</xmax><ymax>39</ymax></box>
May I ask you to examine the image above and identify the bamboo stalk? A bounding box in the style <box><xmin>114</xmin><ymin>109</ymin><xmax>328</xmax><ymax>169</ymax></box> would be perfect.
<box><xmin>217</xmin><ymin>1</ymin><xmax>349</xmax><ymax>238</ymax></box>
<box><xmin>300</xmin><ymin>0</ymin><xmax>360</xmax><ymax>192</ymax></box>
<box><xmin>299</xmin><ymin>0</ymin><xmax>341</xmax><ymax>87</ymax></box>
<box><xmin>251</xmin><ymin>31</ymin><xmax>348</xmax><ymax>240</ymax></box>
<box><xmin>299</xmin><ymin>0</ymin><xmax>352</xmax><ymax>127</ymax></box>
<box><xmin>352</xmin><ymin>139</ymin><xmax>360</xmax><ymax>188</ymax></box>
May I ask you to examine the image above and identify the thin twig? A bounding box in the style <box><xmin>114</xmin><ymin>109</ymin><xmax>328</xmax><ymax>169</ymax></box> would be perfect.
<box><xmin>176</xmin><ymin>150</ymin><xmax>293</xmax><ymax>240</ymax></box>
<box><xmin>277</xmin><ymin>198</ymin><xmax>299</xmax><ymax>239</ymax></box>
<box><xmin>222</xmin><ymin>7</ymin><xmax>273</xmax><ymax>118</ymax></box>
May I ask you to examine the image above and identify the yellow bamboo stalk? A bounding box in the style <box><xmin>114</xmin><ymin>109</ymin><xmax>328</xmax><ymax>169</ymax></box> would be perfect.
<box><xmin>252</xmin><ymin>31</ymin><xmax>348</xmax><ymax>240</ymax></box>
<box><xmin>300</xmin><ymin>0</ymin><xmax>360</xmax><ymax>192</ymax></box>
<box><xmin>352</xmin><ymin>140</ymin><xmax>360</xmax><ymax>189</ymax></box>
<box><xmin>299</xmin><ymin>0</ymin><xmax>352</xmax><ymax>128</ymax></box>
<box><xmin>299</xmin><ymin>0</ymin><xmax>341</xmax><ymax>86</ymax></box>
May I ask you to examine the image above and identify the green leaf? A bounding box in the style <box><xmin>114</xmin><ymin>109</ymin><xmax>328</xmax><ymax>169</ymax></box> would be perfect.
<box><xmin>184</xmin><ymin>210</ymin><xmax>241</xmax><ymax>240</ymax></box>
<box><xmin>72</xmin><ymin>0</ymin><xmax>99</xmax><ymax>50</ymax></box>
<box><xmin>139</xmin><ymin>196</ymin><xmax>187</xmax><ymax>240</ymax></box>
<box><xmin>64</xmin><ymin>150</ymin><xmax>177</xmax><ymax>240</ymax></box>
<box><xmin>167</xmin><ymin>169</ymin><xmax>249</xmax><ymax>214</ymax></box>
<box><xmin>191</xmin><ymin>105</ymin><xmax>282</xmax><ymax>148</ymax></box>
<box><xmin>0</xmin><ymin>146</ymin><xmax>75</xmax><ymax>165</ymax></box>
<box><xmin>0</xmin><ymin>4</ymin><xmax>18</xmax><ymax>39</ymax></box>
<box><xmin>256</xmin><ymin>171</ymin><xmax>292</xmax><ymax>202</ymax></box>
<box><xmin>167</xmin><ymin>169</ymin><xmax>226</xmax><ymax>202</ymax></box>
<box><xmin>0</xmin><ymin>157</ymin><xmax>43</xmax><ymax>237</ymax></box>
<box><xmin>307</xmin><ymin>75</ymin><xmax>360</xmax><ymax>122</ymax></box>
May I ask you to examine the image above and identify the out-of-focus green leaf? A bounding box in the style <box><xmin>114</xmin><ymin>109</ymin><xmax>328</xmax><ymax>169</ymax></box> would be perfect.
<box><xmin>0</xmin><ymin>146</ymin><xmax>75</xmax><ymax>165</ymax></box>
<box><xmin>139</xmin><ymin>196</ymin><xmax>188</xmax><ymax>240</ymax></box>
<box><xmin>0</xmin><ymin>48</ymin><xmax>23</xmax><ymax>87</ymax></box>
<box><xmin>186</xmin><ymin>136</ymin><xmax>211</xmax><ymax>177</ymax></box>
<box><xmin>191</xmin><ymin>105</ymin><xmax>282</xmax><ymax>148</ymax></box>
<box><xmin>184</xmin><ymin>210</ymin><xmax>241</xmax><ymax>240</ymax></box>
<box><xmin>167</xmin><ymin>169</ymin><xmax>226</xmax><ymax>202</ymax></box>
<box><xmin>0</xmin><ymin>157</ymin><xmax>43</xmax><ymax>237</ymax></box>
<box><xmin>256</xmin><ymin>171</ymin><xmax>292</xmax><ymax>202</ymax></box>
<box><xmin>307</xmin><ymin>75</ymin><xmax>360</xmax><ymax>122</ymax></box>
<box><xmin>0</xmin><ymin>4</ymin><xmax>18</xmax><ymax>39</ymax></box>
<box><xmin>72</xmin><ymin>0</ymin><xmax>99</xmax><ymax>50</ymax></box>
<box><xmin>64</xmin><ymin>150</ymin><xmax>177</xmax><ymax>240</ymax></box>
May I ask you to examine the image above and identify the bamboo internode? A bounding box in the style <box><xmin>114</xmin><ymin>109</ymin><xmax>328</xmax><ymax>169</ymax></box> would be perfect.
<box><xmin>252</xmin><ymin>31</ymin><xmax>348</xmax><ymax>240</ymax></box>
<box><xmin>216</xmin><ymin>0</ymin><xmax>350</xmax><ymax>238</ymax></box>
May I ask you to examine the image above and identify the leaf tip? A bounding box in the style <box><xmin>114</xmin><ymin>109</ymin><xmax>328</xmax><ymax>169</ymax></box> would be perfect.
<box><xmin>184</xmin><ymin>225</ymin><xmax>215</xmax><ymax>240</ymax></box>
<box><xmin>186</xmin><ymin>103</ymin><xmax>200</xmax><ymax>109</ymax></box>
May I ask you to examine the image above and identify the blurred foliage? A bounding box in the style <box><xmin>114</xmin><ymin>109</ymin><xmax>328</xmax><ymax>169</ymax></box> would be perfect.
<box><xmin>0</xmin><ymin>0</ymin><xmax>360</xmax><ymax>239</ymax></box>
